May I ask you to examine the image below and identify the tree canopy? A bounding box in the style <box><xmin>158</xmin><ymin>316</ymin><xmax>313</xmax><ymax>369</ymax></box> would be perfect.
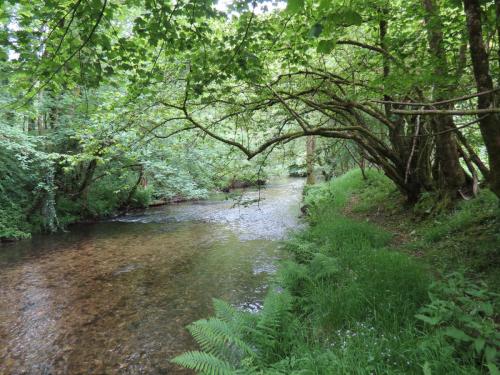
<box><xmin>1</xmin><ymin>0</ymin><xmax>500</xmax><ymax>238</ymax></box>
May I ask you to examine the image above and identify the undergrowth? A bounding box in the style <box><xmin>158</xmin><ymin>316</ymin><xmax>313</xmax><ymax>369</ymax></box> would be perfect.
<box><xmin>173</xmin><ymin>169</ymin><xmax>499</xmax><ymax>375</ymax></box>
<box><xmin>410</xmin><ymin>191</ymin><xmax>499</xmax><ymax>287</ymax></box>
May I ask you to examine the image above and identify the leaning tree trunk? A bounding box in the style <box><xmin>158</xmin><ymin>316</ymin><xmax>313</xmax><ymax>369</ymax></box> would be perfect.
<box><xmin>306</xmin><ymin>136</ymin><xmax>316</xmax><ymax>185</ymax></box>
<box><xmin>379</xmin><ymin>15</ymin><xmax>420</xmax><ymax>202</ymax></box>
<box><xmin>124</xmin><ymin>167</ymin><xmax>144</xmax><ymax>209</ymax></box>
<box><xmin>463</xmin><ymin>0</ymin><xmax>500</xmax><ymax>198</ymax></box>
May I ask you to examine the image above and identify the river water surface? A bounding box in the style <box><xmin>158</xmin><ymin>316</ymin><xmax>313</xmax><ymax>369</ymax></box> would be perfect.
<box><xmin>0</xmin><ymin>178</ymin><xmax>304</xmax><ymax>374</ymax></box>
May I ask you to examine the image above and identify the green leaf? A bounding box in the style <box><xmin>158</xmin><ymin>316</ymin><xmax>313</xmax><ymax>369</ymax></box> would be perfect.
<box><xmin>444</xmin><ymin>327</ymin><xmax>472</xmax><ymax>342</ymax></box>
<box><xmin>423</xmin><ymin>361</ymin><xmax>432</xmax><ymax>375</ymax></box>
<box><xmin>317</xmin><ymin>39</ymin><xmax>336</xmax><ymax>54</ymax></box>
<box><xmin>172</xmin><ymin>351</ymin><xmax>234</xmax><ymax>375</ymax></box>
<box><xmin>487</xmin><ymin>362</ymin><xmax>500</xmax><ymax>375</ymax></box>
<box><xmin>319</xmin><ymin>0</ymin><xmax>331</xmax><ymax>10</ymax></box>
<box><xmin>330</xmin><ymin>8</ymin><xmax>363</xmax><ymax>27</ymax></box>
<box><xmin>474</xmin><ymin>338</ymin><xmax>486</xmax><ymax>353</ymax></box>
<box><xmin>485</xmin><ymin>346</ymin><xmax>497</xmax><ymax>362</ymax></box>
<box><xmin>341</xmin><ymin>9</ymin><xmax>363</xmax><ymax>26</ymax></box>
<box><xmin>478</xmin><ymin>302</ymin><xmax>494</xmax><ymax>316</ymax></box>
<box><xmin>415</xmin><ymin>314</ymin><xmax>441</xmax><ymax>325</ymax></box>
<box><xmin>286</xmin><ymin>0</ymin><xmax>304</xmax><ymax>14</ymax></box>
<box><xmin>309</xmin><ymin>23</ymin><xmax>323</xmax><ymax>38</ymax></box>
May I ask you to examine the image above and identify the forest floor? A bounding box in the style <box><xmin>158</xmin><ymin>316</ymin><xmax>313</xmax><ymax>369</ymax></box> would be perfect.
<box><xmin>339</xmin><ymin>173</ymin><xmax>500</xmax><ymax>288</ymax></box>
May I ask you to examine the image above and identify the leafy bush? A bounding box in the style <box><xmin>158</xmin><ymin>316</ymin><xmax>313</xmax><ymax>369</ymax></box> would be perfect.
<box><xmin>0</xmin><ymin>122</ymin><xmax>59</xmax><ymax>238</ymax></box>
<box><xmin>416</xmin><ymin>272</ymin><xmax>499</xmax><ymax>374</ymax></box>
<box><xmin>0</xmin><ymin>198</ymin><xmax>30</xmax><ymax>240</ymax></box>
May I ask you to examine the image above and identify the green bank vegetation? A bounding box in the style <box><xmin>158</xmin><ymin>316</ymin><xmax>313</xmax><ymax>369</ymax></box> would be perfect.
<box><xmin>1</xmin><ymin>0</ymin><xmax>500</xmax><ymax>372</ymax></box>
<box><xmin>174</xmin><ymin>170</ymin><xmax>499</xmax><ymax>374</ymax></box>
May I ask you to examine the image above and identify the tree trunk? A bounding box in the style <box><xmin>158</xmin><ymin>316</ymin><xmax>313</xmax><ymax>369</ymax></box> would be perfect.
<box><xmin>306</xmin><ymin>136</ymin><xmax>316</xmax><ymax>185</ymax></box>
<box><xmin>379</xmin><ymin>16</ymin><xmax>407</xmax><ymax>195</ymax></box>
<box><xmin>124</xmin><ymin>167</ymin><xmax>144</xmax><ymax>208</ymax></box>
<box><xmin>496</xmin><ymin>0</ymin><xmax>500</xmax><ymax>79</ymax></box>
<box><xmin>379</xmin><ymin>13</ymin><xmax>430</xmax><ymax>203</ymax></box>
<box><xmin>78</xmin><ymin>159</ymin><xmax>98</xmax><ymax>195</ymax></box>
<box><xmin>359</xmin><ymin>147</ymin><xmax>367</xmax><ymax>180</ymax></box>
<box><xmin>456</xmin><ymin>130</ymin><xmax>490</xmax><ymax>179</ymax></box>
<box><xmin>463</xmin><ymin>0</ymin><xmax>500</xmax><ymax>198</ymax></box>
<box><xmin>430</xmin><ymin>115</ymin><xmax>466</xmax><ymax>192</ymax></box>
<box><xmin>422</xmin><ymin>0</ymin><xmax>467</xmax><ymax>197</ymax></box>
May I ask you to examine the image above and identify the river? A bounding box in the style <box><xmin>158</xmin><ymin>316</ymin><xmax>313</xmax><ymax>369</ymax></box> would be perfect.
<box><xmin>0</xmin><ymin>178</ymin><xmax>304</xmax><ymax>374</ymax></box>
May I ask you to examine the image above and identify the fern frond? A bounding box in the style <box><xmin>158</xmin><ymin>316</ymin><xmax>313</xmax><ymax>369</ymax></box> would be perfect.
<box><xmin>309</xmin><ymin>253</ymin><xmax>340</xmax><ymax>280</ymax></box>
<box><xmin>189</xmin><ymin>318</ymin><xmax>255</xmax><ymax>360</ymax></box>
<box><xmin>279</xmin><ymin>260</ymin><xmax>311</xmax><ymax>293</ymax></box>
<box><xmin>256</xmin><ymin>291</ymin><xmax>292</xmax><ymax>343</ymax></box>
<box><xmin>213</xmin><ymin>299</ymin><xmax>239</xmax><ymax>323</ymax></box>
<box><xmin>258</xmin><ymin>291</ymin><xmax>292</xmax><ymax>330</ymax></box>
<box><xmin>213</xmin><ymin>299</ymin><xmax>257</xmax><ymax>334</ymax></box>
<box><xmin>172</xmin><ymin>351</ymin><xmax>234</xmax><ymax>375</ymax></box>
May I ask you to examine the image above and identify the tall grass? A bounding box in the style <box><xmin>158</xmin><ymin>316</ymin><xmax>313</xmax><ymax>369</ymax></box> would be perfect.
<box><xmin>423</xmin><ymin>190</ymin><xmax>498</xmax><ymax>243</ymax></box>
<box><xmin>174</xmin><ymin>169</ymin><xmax>499</xmax><ymax>375</ymax></box>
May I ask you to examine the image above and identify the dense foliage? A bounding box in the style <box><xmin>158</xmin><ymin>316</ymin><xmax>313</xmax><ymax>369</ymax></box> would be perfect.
<box><xmin>2</xmin><ymin>0</ymin><xmax>500</xmax><ymax>240</ymax></box>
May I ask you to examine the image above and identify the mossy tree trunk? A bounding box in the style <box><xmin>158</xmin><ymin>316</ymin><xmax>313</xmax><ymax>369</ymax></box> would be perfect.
<box><xmin>422</xmin><ymin>0</ymin><xmax>467</xmax><ymax>199</ymax></box>
<box><xmin>463</xmin><ymin>0</ymin><xmax>500</xmax><ymax>199</ymax></box>
<box><xmin>306</xmin><ymin>136</ymin><xmax>316</xmax><ymax>185</ymax></box>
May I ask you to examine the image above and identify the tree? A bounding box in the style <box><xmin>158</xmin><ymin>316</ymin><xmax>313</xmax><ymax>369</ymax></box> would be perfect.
<box><xmin>463</xmin><ymin>0</ymin><xmax>500</xmax><ymax>198</ymax></box>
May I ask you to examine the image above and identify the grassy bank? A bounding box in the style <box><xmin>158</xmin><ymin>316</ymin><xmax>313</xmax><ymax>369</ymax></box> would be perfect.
<box><xmin>174</xmin><ymin>169</ymin><xmax>499</xmax><ymax>375</ymax></box>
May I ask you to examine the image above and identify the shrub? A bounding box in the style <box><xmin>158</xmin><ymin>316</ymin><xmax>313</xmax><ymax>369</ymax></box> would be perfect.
<box><xmin>416</xmin><ymin>272</ymin><xmax>499</xmax><ymax>374</ymax></box>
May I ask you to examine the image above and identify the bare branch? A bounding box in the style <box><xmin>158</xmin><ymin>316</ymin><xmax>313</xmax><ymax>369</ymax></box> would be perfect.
<box><xmin>390</xmin><ymin>108</ymin><xmax>500</xmax><ymax>115</ymax></box>
<box><xmin>373</xmin><ymin>87</ymin><xmax>500</xmax><ymax>107</ymax></box>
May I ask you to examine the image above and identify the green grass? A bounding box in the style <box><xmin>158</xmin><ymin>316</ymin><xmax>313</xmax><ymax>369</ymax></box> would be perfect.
<box><xmin>407</xmin><ymin>189</ymin><xmax>500</xmax><ymax>288</ymax></box>
<box><xmin>422</xmin><ymin>190</ymin><xmax>498</xmax><ymax>243</ymax></box>
<box><xmin>174</xmin><ymin>168</ymin><xmax>499</xmax><ymax>375</ymax></box>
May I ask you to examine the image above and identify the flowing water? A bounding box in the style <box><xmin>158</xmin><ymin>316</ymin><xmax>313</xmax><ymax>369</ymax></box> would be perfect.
<box><xmin>0</xmin><ymin>178</ymin><xmax>304</xmax><ymax>375</ymax></box>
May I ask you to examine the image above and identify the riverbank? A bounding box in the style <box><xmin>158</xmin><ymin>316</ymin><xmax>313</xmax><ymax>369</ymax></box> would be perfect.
<box><xmin>0</xmin><ymin>177</ymin><xmax>269</xmax><ymax>243</ymax></box>
<box><xmin>174</xmin><ymin>169</ymin><xmax>499</xmax><ymax>374</ymax></box>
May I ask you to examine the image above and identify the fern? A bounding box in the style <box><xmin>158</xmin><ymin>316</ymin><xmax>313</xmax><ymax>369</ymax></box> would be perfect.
<box><xmin>257</xmin><ymin>291</ymin><xmax>292</xmax><ymax>335</ymax></box>
<box><xmin>309</xmin><ymin>253</ymin><xmax>340</xmax><ymax>280</ymax></box>
<box><xmin>175</xmin><ymin>293</ymin><xmax>297</xmax><ymax>374</ymax></box>
<box><xmin>278</xmin><ymin>261</ymin><xmax>311</xmax><ymax>296</ymax></box>
<box><xmin>172</xmin><ymin>351</ymin><xmax>234</xmax><ymax>375</ymax></box>
<box><xmin>213</xmin><ymin>299</ymin><xmax>239</xmax><ymax>323</ymax></box>
<box><xmin>188</xmin><ymin>318</ymin><xmax>255</xmax><ymax>361</ymax></box>
<box><xmin>250</xmin><ymin>290</ymin><xmax>293</xmax><ymax>362</ymax></box>
<box><xmin>285</xmin><ymin>238</ymin><xmax>316</xmax><ymax>263</ymax></box>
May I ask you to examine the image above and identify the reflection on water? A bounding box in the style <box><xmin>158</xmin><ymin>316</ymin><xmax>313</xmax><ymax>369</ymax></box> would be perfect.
<box><xmin>0</xmin><ymin>178</ymin><xmax>304</xmax><ymax>374</ymax></box>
